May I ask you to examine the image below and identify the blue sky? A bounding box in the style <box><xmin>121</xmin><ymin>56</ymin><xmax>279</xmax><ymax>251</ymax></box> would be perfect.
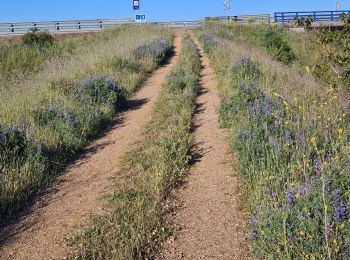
<box><xmin>1</xmin><ymin>0</ymin><xmax>350</xmax><ymax>23</ymax></box>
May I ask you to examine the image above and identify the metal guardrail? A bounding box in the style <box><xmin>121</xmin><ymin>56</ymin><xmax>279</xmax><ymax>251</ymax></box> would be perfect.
<box><xmin>0</xmin><ymin>14</ymin><xmax>272</xmax><ymax>36</ymax></box>
<box><xmin>0</xmin><ymin>18</ymin><xmax>133</xmax><ymax>36</ymax></box>
<box><xmin>155</xmin><ymin>21</ymin><xmax>202</xmax><ymax>28</ymax></box>
<box><xmin>274</xmin><ymin>10</ymin><xmax>350</xmax><ymax>23</ymax></box>
<box><xmin>206</xmin><ymin>14</ymin><xmax>271</xmax><ymax>24</ymax></box>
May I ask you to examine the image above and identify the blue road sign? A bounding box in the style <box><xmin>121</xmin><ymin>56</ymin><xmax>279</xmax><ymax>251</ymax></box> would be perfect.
<box><xmin>133</xmin><ymin>0</ymin><xmax>140</xmax><ymax>10</ymax></box>
<box><xmin>135</xmin><ymin>14</ymin><xmax>146</xmax><ymax>22</ymax></box>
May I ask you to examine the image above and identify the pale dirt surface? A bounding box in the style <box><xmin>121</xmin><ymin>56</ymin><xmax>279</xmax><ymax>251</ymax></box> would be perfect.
<box><xmin>158</xmin><ymin>36</ymin><xmax>250</xmax><ymax>260</ymax></box>
<box><xmin>0</xmin><ymin>31</ymin><xmax>183</xmax><ymax>260</ymax></box>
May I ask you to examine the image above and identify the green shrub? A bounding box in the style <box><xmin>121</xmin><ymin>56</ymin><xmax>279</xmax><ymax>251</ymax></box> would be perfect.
<box><xmin>22</xmin><ymin>28</ymin><xmax>54</xmax><ymax>47</ymax></box>
<box><xmin>260</xmin><ymin>28</ymin><xmax>296</xmax><ymax>65</ymax></box>
<box><xmin>75</xmin><ymin>76</ymin><xmax>125</xmax><ymax>110</ymax></box>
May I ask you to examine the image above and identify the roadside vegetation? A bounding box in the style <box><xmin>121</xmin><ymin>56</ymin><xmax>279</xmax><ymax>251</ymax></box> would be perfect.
<box><xmin>0</xmin><ymin>25</ymin><xmax>172</xmax><ymax>220</ymax></box>
<box><xmin>201</xmin><ymin>19</ymin><xmax>349</xmax><ymax>89</ymax></box>
<box><xmin>72</xmin><ymin>35</ymin><xmax>201</xmax><ymax>259</ymax></box>
<box><xmin>0</xmin><ymin>29</ymin><xmax>93</xmax><ymax>88</ymax></box>
<box><xmin>200</xmin><ymin>17</ymin><xmax>350</xmax><ymax>259</ymax></box>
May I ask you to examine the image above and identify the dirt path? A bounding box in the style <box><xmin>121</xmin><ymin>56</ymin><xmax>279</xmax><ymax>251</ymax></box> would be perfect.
<box><xmin>159</xmin><ymin>37</ymin><xmax>249</xmax><ymax>259</ymax></box>
<box><xmin>0</xmin><ymin>32</ymin><xmax>183</xmax><ymax>260</ymax></box>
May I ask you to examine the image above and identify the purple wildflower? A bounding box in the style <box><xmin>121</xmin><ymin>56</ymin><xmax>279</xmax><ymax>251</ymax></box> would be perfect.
<box><xmin>315</xmin><ymin>159</ymin><xmax>322</xmax><ymax>176</ymax></box>
<box><xmin>333</xmin><ymin>189</ymin><xmax>347</xmax><ymax>222</ymax></box>
<box><xmin>248</xmin><ymin>230</ymin><xmax>257</xmax><ymax>239</ymax></box>
<box><xmin>248</xmin><ymin>215</ymin><xmax>258</xmax><ymax>225</ymax></box>
<box><xmin>285</xmin><ymin>130</ymin><xmax>292</xmax><ymax>145</ymax></box>
<box><xmin>272</xmin><ymin>192</ymin><xmax>278</xmax><ymax>201</ymax></box>
<box><xmin>286</xmin><ymin>188</ymin><xmax>294</xmax><ymax>205</ymax></box>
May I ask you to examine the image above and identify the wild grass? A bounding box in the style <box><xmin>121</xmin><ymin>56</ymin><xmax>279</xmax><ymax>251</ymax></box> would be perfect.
<box><xmin>72</xmin><ymin>35</ymin><xmax>201</xmax><ymax>259</ymax></box>
<box><xmin>0</xmin><ymin>25</ymin><xmax>172</xmax><ymax>220</ymax></box>
<box><xmin>0</xmin><ymin>31</ymin><xmax>95</xmax><ymax>88</ymax></box>
<box><xmin>201</xmin><ymin>22</ymin><xmax>334</xmax><ymax>81</ymax></box>
<box><xmin>200</xmin><ymin>27</ymin><xmax>350</xmax><ymax>259</ymax></box>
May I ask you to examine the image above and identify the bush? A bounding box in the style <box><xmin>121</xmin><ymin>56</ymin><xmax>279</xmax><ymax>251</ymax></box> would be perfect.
<box><xmin>22</xmin><ymin>28</ymin><xmax>54</xmax><ymax>47</ymax></box>
<box><xmin>75</xmin><ymin>76</ymin><xmax>125</xmax><ymax>110</ymax></box>
<box><xmin>199</xmin><ymin>34</ymin><xmax>219</xmax><ymax>53</ymax></box>
<box><xmin>133</xmin><ymin>38</ymin><xmax>172</xmax><ymax>65</ymax></box>
<box><xmin>317</xmin><ymin>15</ymin><xmax>350</xmax><ymax>89</ymax></box>
<box><xmin>260</xmin><ymin>28</ymin><xmax>296</xmax><ymax>65</ymax></box>
<box><xmin>0</xmin><ymin>123</ymin><xmax>44</xmax><ymax>216</ymax></box>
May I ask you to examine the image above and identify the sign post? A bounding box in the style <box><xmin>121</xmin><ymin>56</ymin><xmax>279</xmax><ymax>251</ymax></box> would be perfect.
<box><xmin>224</xmin><ymin>0</ymin><xmax>231</xmax><ymax>19</ymax></box>
<box><xmin>135</xmin><ymin>14</ymin><xmax>146</xmax><ymax>23</ymax></box>
<box><xmin>133</xmin><ymin>0</ymin><xmax>140</xmax><ymax>10</ymax></box>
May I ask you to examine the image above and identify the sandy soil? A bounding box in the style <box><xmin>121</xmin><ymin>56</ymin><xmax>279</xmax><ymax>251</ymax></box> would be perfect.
<box><xmin>158</xmin><ymin>36</ymin><xmax>250</xmax><ymax>260</ymax></box>
<box><xmin>0</xmin><ymin>31</ymin><xmax>183</xmax><ymax>260</ymax></box>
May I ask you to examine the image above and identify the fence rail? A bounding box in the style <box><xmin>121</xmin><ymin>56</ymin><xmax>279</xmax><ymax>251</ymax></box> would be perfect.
<box><xmin>0</xmin><ymin>18</ymin><xmax>133</xmax><ymax>35</ymax></box>
<box><xmin>274</xmin><ymin>10</ymin><xmax>350</xmax><ymax>23</ymax></box>
<box><xmin>0</xmin><ymin>14</ymin><xmax>273</xmax><ymax>36</ymax></box>
<box><xmin>206</xmin><ymin>14</ymin><xmax>271</xmax><ymax>24</ymax></box>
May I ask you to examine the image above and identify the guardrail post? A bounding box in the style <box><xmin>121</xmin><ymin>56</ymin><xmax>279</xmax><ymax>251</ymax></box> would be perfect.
<box><xmin>313</xmin><ymin>12</ymin><xmax>317</xmax><ymax>22</ymax></box>
<box><xmin>10</xmin><ymin>24</ymin><xmax>14</xmax><ymax>33</ymax></box>
<box><xmin>99</xmin><ymin>20</ymin><xmax>102</xmax><ymax>29</ymax></box>
<box><xmin>56</xmin><ymin>22</ymin><xmax>60</xmax><ymax>31</ymax></box>
<box><xmin>331</xmin><ymin>11</ymin><xmax>334</xmax><ymax>21</ymax></box>
<box><xmin>282</xmin><ymin>13</ymin><xmax>285</xmax><ymax>23</ymax></box>
<box><xmin>77</xmin><ymin>21</ymin><xmax>81</xmax><ymax>30</ymax></box>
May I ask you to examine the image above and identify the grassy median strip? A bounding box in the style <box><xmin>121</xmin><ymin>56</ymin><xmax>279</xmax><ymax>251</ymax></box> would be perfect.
<box><xmin>0</xmin><ymin>25</ymin><xmax>172</xmax><ymax>220</ymax></box>
<box><xmin>72</xmin><ymin>35</ymin><xmax>201</xmax><ymax>259</ymax></box>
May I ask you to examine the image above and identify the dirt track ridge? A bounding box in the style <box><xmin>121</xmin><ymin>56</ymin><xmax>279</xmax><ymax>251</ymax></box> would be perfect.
<box><xmin>158</xmin><ymin>36</ymin><xmax>249</xmax><ymax>259</ymax></box>
<box><xmin>0</xmin><ymin>31</ymin><xmax>183</xmax><ymax>260</ymax></box>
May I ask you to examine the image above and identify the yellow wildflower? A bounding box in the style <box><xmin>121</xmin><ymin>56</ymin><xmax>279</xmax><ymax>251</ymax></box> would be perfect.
<box><xmin>327</xmin><ymin>87</ymin><xmax>334</xmax><ymax>93</ymax></box>
<box><xmin>333</xmin><ymin>239</ymin><xmax>338</xmax><ymax>245</ymax></box>
<box><xmin>295</xmin><ymin>193</ymin><xmax>301</xmax><ymax>199</ymax></box>
<box><xmin>311</xmin><ymin>137</ymin><xmax>317</xmax><ymax>145</ymax></box>
<box><xmin>340</xmin><ymin>223</ymin><xmax>345</xmax><ymax>229</ymax></box>
<box><xmin>285</xmin><ymin>120</ymin><xmax>289</xmax><ymax>126</ymax></box>
<box><xmin>338</xmin><ymin>128</ymin><xmax>344</xmax><ymax>136</ymax></box>
<box><xmin>332</xmin><ymin>95</ymin><xmax>338</xmax><ymax>100</ymax></box>
<box><xmin>273</xmin><ymin>92</ymin><xmax>280</xmax><ymax>97</ymax></box>
<box><xmin>306</xmin><ymin>66</ymin><xmax>310</xmax><ymax>73</ymax></box>
<box><xmin>299</xmin><ymin>231</ymin><xmax>305</xmax><ymax>237</ymax></box>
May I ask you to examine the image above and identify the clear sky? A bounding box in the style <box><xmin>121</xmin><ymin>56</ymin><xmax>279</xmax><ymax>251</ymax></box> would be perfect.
<box><xmin>1</xmin><ymin>0</ymin><xmax>350</xmax><ymax>23</ymax></box>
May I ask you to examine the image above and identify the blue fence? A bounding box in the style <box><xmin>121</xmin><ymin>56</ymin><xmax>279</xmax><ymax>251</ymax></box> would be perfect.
<box><xmin>274</xmin><ymin>10</ymin><xmax>350</xmax><ymax>23</ymax></box>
